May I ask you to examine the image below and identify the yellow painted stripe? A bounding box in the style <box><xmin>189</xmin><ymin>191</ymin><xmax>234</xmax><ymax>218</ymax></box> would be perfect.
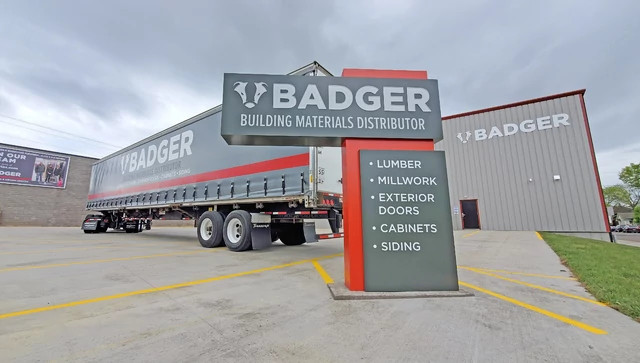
<box><xmin>0</xmin><ymin>250</ymin><xmax>216</xmax><ymax>273</ymax></box>
<box><xmin>460</xmin><ymin>266</ymin><xmax>605</xmax><ymax>306</ymax></box>
<box><xmin>0</xmin><ymin>252</ymin><xmax>344</xmax><ymax>320</ymax></box>
<box><xmin>312</xmin><ymin>260</ymin><xmax>334</xmax><ymax>284</ymax></box>
<box><xmin>458</xmin><ymin>266</ymin><xmax>576</xmax><ymax>280</ymax></box>
<box><xmin>536</xmin><ymin>232</ymin><xmax>543</xmax><ymax>240</ymax></box>
<box><xmin>0</xmin><ymin>246</ymin><xmax>119</xmax><ymax>256</ymax></box>
<box><xmin>463</xmin><ymin>230</ymin><xmax>481</xmax><ymax>238</ymax></box>
<box><xmin>459</xmin><ymin>281</ymin><xmax>607</xmax><ymax>335</ymax></box>
<box><xmin>0</xmin><ymin>243</ymin><xmax>166</xmax><ymax>256</ymax></box>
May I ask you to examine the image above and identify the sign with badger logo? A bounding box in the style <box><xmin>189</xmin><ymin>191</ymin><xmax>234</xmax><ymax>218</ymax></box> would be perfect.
<box><xmin>221</xmin><ymin>73</ymin><xmax>442</xmax><ymax>146</ymax></box>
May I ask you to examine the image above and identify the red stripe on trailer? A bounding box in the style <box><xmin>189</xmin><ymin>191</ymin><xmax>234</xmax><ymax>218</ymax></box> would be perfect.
<box><xmin>311</xmin><ymin>211</ymin><xmax>329</xmax><ymax>215</ymax></box>
<box><xmin>295</xmin><ymin>211</ymin><xmax>311</xmax><ymax>215</ymax></box>
<box><xmin>88</xmin><ymin>152</ymin><xmax>309</xmax><ymax>200</ymax></box>
<box><xmin>317</xmin><ymin>233</ymin><xmax>344</xmax><ymax>239</ymax></box>
<box><xmin>269</xmin><ymin>211</ymin><xmax>287</xmax><ymax>215</ymax></box>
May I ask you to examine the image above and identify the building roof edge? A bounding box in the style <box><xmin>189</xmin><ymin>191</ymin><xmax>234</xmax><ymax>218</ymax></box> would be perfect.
<box><xmin>443</xmin><ymin>89</ymin><xmax>586</xmax><ymax>120</ymax></box>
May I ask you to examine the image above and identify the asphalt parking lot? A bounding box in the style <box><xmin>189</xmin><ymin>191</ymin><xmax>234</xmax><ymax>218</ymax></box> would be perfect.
<box><xmin>0</xmin><ymin>227</ymin><xmax>638</xmax><ymax>362</ymax></box>
<box><xmin>613</xmin><ymin>232</ymin><xmax>640</xmax><ymax>247</ymax></box>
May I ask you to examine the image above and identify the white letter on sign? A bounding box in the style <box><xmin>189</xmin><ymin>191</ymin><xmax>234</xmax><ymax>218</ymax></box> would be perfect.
<box><xmin>328</xmin><ymin>85</ymin><xmax>353</xmax><ymax>110</ymax></box>
<box><xmin>356</xmin><ymin>86</ymin><xmax>380</xmax><ymax>111</ymax></box>
<box><xmin>273</xmin><ymin>83</ymin><xmax>296</xmax><ymax>109</ymax></box>
<box><xmin>406</xmin><ymin>87</ymin><xmax>431</xmax><ymax>112</ymax></box>
<box><xmin>383</xmin><ymin>87</ymin><xmax>405</xmax><ymax>112</ymax></box>
<box><xmin>298</xmin><ymin>84</ymin><xmax>326</xmax><ymax>110</ymax></box>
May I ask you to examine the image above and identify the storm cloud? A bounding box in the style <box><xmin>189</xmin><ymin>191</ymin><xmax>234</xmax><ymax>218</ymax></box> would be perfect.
<box><xmin>0</xmin><ymin>0</ymin><xmax>637</xmax><ymax>184</ymax></box>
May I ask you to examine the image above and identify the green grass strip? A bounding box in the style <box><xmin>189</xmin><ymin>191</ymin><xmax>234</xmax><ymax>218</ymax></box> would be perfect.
<box><xmin>540</xmin><ymin>232</ymin><xmax>640</xmax><ymax>321</ymax></box>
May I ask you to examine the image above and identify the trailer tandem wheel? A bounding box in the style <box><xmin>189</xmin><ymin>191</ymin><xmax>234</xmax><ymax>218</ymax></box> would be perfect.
<box><xmin>197</xmin><ymin>211</ymin><xmax>225</xmax><ymax>248</ymax></box>
<box><xmin>223</xmin><ymin>210</ymin><xmax>253</xmax><ymax>252</ymax></box>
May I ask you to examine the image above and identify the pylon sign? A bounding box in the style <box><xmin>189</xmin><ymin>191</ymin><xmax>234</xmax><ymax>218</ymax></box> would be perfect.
<box><xmin>220</xmin><ymin>68</ymin><xmax>459</xmax><ymax>292</ymax></box>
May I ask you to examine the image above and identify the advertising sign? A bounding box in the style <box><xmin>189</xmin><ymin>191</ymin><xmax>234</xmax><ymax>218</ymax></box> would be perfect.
<box><xmin>0</xmin><ymin>146</ymin><xmax>70</xmax><ymax>189</ymax></box>
<box><xmin>221</xmin><ymin>73</ymin><xmax>442</xmax><ymax>146</ymax></box>
<box><xmin>359</xmin><ymin>150</ymin><xmax>458</xmax><ymax>291</ymax></box>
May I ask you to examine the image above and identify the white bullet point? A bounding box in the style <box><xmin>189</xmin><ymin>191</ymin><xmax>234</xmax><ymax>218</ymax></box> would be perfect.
<box><xmin>370</xmin><ymin>178</ymin><xmax>374</xmax><ymax>182</ymax></box>
<box><xmin>369</xmin><ymin>162</ymin><xmax>373</xmax><ymax>166</ymax></box>
<box><xmin>372</xmin><ymin>226</ymin><xmax>376</xmax><ymax>230</ymax></box>
<box><xmin>373</xmin><ymin>244</ymin><xmax>377</xmax><ymax>249</ymax></box>
<box><xmin>370</xmin><ymin>195</ymin><xmax>375</xmax><ymax>199</ymax></box>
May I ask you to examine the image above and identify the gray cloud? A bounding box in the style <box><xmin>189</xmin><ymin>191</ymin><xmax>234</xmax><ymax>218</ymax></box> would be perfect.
<box><xmin>0</xmin><ymin>0</ymin><xmax>638</xmax><ymax>181</ymax></box>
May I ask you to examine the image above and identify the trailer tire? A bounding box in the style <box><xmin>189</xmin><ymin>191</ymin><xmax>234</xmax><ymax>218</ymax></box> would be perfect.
<box><xmin>223</xmin><ymin>210</ymin><xmax>253</xmax><ymax>252</ymax></box>
<box><xmin>278</xmin><ymin>224</ymin><xmax>306</xmax><ymax>246</ymax></box>
<box><xmin>197</xmin><ymin>211</ymin><xmax>224</xmax><ymax>248</ymax></box>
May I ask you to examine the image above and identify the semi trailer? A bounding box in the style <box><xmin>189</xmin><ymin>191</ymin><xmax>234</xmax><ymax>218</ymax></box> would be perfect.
<box><xmin>81</xmin><ymin>63</ymin><xmax>343</xmax><ymax>251</ymax></box>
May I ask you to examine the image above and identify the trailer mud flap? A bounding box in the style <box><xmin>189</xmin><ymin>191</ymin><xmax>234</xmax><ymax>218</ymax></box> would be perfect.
<box><xmin>251</xmin><ymin>224</ymin><xmax>272</xmax><ymax>250</ymax></box>
<box><xmin>303</xmin><ymin>222</ymin><xmax>318</xmax><ymax>243</ymax></box>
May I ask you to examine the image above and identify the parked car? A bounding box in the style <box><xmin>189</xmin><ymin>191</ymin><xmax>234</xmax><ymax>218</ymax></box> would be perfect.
<box><xmin>621</xmin><ymin>225</ymin><xmax>640</xmax><ymax>233</ymax></box>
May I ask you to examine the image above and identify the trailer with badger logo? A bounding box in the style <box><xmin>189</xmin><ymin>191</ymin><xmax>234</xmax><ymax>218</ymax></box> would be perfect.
<box><xmin>82</xmin><ymin>63</ymin><xmax>343</xmax><ymax>251</ymax></box>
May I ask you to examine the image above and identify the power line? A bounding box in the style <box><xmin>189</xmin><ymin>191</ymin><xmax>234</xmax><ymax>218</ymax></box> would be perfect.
<box><xmin>0</xmin><ymin>113</ymin><xmax>123</xmax><ymax>149</ymax></box>
<box><xmin>0</xmin><ymin>118</ymin><xmax>119</xmax><ymax>150</ymax></box>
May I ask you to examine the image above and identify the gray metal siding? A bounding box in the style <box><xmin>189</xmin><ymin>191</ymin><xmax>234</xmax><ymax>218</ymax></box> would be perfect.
<box><xmin>436</xmin><ymin>94</ymin><xmax>606</xmax><ymax>232</ymax></box>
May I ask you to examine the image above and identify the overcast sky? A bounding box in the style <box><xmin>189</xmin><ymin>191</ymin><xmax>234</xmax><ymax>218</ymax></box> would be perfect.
<box><xmin>0</xmin><ymin>0</ymin><xmax>637</xmax><ymax>185</ymax></box>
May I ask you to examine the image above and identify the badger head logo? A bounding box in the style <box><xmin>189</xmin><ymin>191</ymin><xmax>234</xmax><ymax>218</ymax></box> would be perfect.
<box><xmin>457</xmin><ymin>131</ymin><xmax>472</xmax><ymax>143</ymax></box>
<box><xmin>233</xmin><ymin>81</ymin><xmax>268</xmax><ymax>108</ymax></box>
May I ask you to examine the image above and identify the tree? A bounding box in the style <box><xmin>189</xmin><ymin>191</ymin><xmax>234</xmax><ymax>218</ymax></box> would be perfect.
<box><xmin>602</xmin><ymin>184</ymin><xmax>632</xmax><ymax>207</ymax></box>
<box><xmin>619</xmin><ymin>163</ymin><xmax>640</xmax><ymax>209</ymax></box>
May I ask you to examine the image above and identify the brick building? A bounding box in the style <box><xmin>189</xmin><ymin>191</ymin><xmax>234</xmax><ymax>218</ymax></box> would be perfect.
<box><xmin>0</xmin><ymin>143</ymin><xmax>97</xmax><ymax>226</ymax></box>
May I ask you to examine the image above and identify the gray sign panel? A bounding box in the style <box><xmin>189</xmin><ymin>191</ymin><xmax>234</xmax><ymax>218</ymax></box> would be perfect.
<box><xmin>360</xmin><ymin>150</ymin><xmax>458</xmax><ymax>291</ymax></box>
<box><xmin>221</xmin><ymin>74</ymin><xmax>442</xmax><ymax>146</ymax></box>
<box><xmin>0</xmin><ymin>146</ymin><xmax>70</xmax><ymax>189</ymax></box>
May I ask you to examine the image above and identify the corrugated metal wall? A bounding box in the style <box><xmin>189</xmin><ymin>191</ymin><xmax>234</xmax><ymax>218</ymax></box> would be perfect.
<box><xmin>435</xmin><ymin>93</ymin><xmax>607</xmax><ymax>232</ymax></box>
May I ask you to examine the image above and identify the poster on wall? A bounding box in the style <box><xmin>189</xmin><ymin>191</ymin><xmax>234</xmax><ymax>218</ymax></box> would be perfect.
<box><xmin>0</xmin><ymin>146</ymin><xmax>71</xmax><ymax>189</ymax></box>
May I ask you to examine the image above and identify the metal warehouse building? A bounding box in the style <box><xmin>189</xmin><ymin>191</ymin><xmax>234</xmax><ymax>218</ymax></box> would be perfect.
<box><xmin>436</xmin><ymin>90</ymin><xmax>609</xmax><ymax>241</ymax></box>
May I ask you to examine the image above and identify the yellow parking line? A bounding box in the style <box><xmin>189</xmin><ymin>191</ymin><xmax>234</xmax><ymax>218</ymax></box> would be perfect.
<box><xmin>0</xmin><ymin>250</ymin><xmax>217</xmax><ymax>273</ymax></box>
<box><xmin>459</xmin><ymin>281</ymin><xmax>607</xmax><ymax>335</ymax></box>
<box><xmin>463</xmin><ymin>230</ymin><xmax>481</xmax><ymax>238</ymax></box>
<box><xmin>0</xmin><ymin>252</ymin><xmax>344</xmax><ymax>320</ymax></box>
<box><xmin>0</xmin><ymin>243</ymin><xmax>167</xmax><ymax>255</ymax></box>
<box><xmin>536</xmin><ymin>232</ymin><xmax>543</xmax><ymax>240</ymax></box>
<box><xmin>458</xmin><ymin>266</ymin><xmax>576</xmax><ymax>280</ymax></box>
<box><xmin>312</xmin><ymin>260</ymin><xmax>334</xmax><ymax>284</ymax></box>
<box><xmin>460</xmin><ymin>266</ymin><xmax>605</xmax><ymax>306</ymax></box>
<box><xmin>0</xmin><ymin>246</ymin><xmax>119</xmax><ymax>256</ymax></box>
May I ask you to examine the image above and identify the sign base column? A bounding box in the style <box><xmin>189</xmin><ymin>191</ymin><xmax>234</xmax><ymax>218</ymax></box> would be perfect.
<box><xmin>342</xmin><ymin>138</ymin><xmax>436</xmax><ymax>291</ymax></box>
